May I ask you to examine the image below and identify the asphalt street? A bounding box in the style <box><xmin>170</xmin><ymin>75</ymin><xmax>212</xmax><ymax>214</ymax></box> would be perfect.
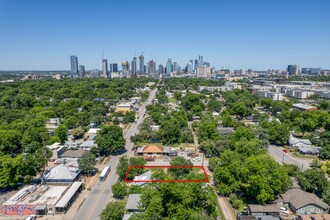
<box><xmin>268</xmin><ymin>145</ymin><xmax>312</xmax><ymax>171</ymax></box>
<box><xmin>74</xmin><ymin>88</ymin><xmax>157</xmax><ymax>220</ymax></box>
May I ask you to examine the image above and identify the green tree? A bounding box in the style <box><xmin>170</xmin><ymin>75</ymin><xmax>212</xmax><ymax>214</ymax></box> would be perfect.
<box><xmin>100</xmin><ymin>201</ymin><xmax>125</xmax><ymax>220</ymax></box>
<box><xmin>297</xmin><ymin>168</ymin><xmax>330</xmax><ymax>196</ymax></box>
<box><xmin>319</xmin><ymin>145</ymin><xmax>330</xmax><ymax>159</ymax></box>
<box><xmin>159</xmin><ymin>118</ymin><xmax>181</xmax><ymax>145</ymax></box>
<box><xmin>168</xmin><ymin>156</ymin><xmax>193</xmax><ymax>179</ymax></box>
<box><xmin>55</xmin><ymin>124</ymin><xmax>68</xmax><ymax>144</ymax></box>
<box><xmin>78</xmin><ymin>152</ymin><xmax>96</xmax><ymax>175</ymax></box>
<box><xmin>117</xmin><ymin>156</ymin><xmax>129</xmax><ymax>180</ymax></box>
<box><xmin>95</xmin><ymin>125</ymin><xmax>125</xmax><ymax>155</ymax></box>
<box><xmin>72</xmin><ymin>127</ymin><xmax>85</xmax><ymax>140</ymax></box>
<box><xmin>112</xmin><ymin>182</ymin><xmax>128</xmax><ymax>199</ymax></box>
<box><xmin>24</xmin><ymin>147</ymin><xmax>52</xmax><ymax>184</ymax></box>
<box><xmin>207</xmin><ymin>99</ymin><xmax>221</xmax><ymax>112</ymax></box>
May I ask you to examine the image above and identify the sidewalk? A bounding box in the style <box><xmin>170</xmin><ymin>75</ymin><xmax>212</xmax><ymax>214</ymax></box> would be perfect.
<box><xmin>217</xmin><ymin>196</ymin><xmax>236</xmax><ymax>220</ymax></box>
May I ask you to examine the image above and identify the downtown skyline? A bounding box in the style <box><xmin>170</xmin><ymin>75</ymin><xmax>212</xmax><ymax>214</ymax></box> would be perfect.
<box><xmin>0</xmin><ymin>0</ymin><xmax>330</xmax><ymax>70</ymax></box>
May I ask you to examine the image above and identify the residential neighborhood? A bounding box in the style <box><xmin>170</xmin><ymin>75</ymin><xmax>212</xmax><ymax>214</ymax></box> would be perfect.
<box><xmin>0</xmin><ymin>76</ymin><xmax>330</xmax><ymax>220</ymax></box>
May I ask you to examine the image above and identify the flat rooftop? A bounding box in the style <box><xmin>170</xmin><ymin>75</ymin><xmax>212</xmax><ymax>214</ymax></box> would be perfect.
<box><xmin>3</xmin><ymin>185</ymin><xmax>68</xmax><ymax>206</ymax></box>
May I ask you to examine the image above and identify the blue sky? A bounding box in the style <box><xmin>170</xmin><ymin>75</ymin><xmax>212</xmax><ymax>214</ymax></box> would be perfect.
<box><xmin>0</xmin><ymin>0</ymin><xmax>329</xmax><ymax>70</ymax></box>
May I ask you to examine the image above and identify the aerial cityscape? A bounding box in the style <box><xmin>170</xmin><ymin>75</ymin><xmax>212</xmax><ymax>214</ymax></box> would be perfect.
<box><xmin>1</xmin><ymin>1</ymin><xmax>330</xmax><ymax>220</ymax></box>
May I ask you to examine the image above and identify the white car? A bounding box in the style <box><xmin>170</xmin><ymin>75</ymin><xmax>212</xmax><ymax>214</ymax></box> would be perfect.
<box><xmin>25</xmin><ymin>215</ymin><xmax>37</xmax><ymax>220</ymax></box>
<box><xmin>280</xmin><ymin>206</ymin><xmax>290</xmax><ymax>213</ymax></box>
<box><xmin>192</xmin><ymin>157</ymin><xmax>201</xmax><ymax>162</ymax></box>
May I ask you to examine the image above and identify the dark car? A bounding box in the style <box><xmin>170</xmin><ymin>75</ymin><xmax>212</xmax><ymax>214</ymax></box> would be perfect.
<box><xmin>145</xmin><ymin>157</ymin><xmax>155</xmax><ymax>161</ymax></box>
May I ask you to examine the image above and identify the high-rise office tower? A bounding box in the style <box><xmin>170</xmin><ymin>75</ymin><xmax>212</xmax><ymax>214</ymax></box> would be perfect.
<box><xmin>148</xmin><ymin>60</ymin><xmax>156</xmax><ymax>77</ymax></box>
<box><xmin>110</xmin><ymin>63</ymin><xmax>118</xmax><ymax>73</ymax></box>
<box><xmin>139</xmin><ymin>55</ymin><xmax>144</xmax><ymax>74</ymax></box>
<box><xmin>79</xmin><ymin>65</ymin><xmax>85</xmax><ymax>78</ymax></box>
<box><xmin>194</xmin><ymin>59</ymin><xmax>198</xmax><ymax>69</ymax></box>
<box><xmin>166</xmin><ymin>58</ymin><xmax>172</xmax><ymax>75</ymax></box>
<box><xmin>187</xmin><ymin>60</ymin><xmax>193</xmax><ymax>73</ymax></box>
<box><xmin>102</xmin><ymin>59</ymin><xmax>108</xmax><ymax>78</ymax></box>
<box><xmin>158</xmin><ymin>64</ymin><xmax>164</xmax><ymax>74</ymax></box>
<box><xmin>131</xmin><ymin>57</ymin><xmax>137</xmax><ymax>77</ymax></box>
<box><xmin>287</xmin><ymin>64</ymin><xmax>299</xmax><ymax>75</ymax></box>
<box><xmin>198</xmin><ymin>55</ymin><xmax>203</xmax><ymax>66</ymax></box>
<box><xmin>173</xmin><ymin>62</ymin><xmax>178</xmax><ymax>72</ymax></box>
<box><xmin>70</xmin><ymin>55</ymin><xmax>78</xmax><ymax>78</ymax></box>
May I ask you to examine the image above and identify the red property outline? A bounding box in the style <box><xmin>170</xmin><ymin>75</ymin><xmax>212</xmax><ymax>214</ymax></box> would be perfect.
<box><xmin>124</xmin><ymin>165</ymin><xmax>209</xmax><ymax>183</ymax></box>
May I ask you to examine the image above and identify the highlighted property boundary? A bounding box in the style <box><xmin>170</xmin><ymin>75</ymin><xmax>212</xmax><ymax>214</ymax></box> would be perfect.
<box><xmin>124</xmin><ymin>165</ymin><xmax>209</xmax><ymax>183</ymax></box>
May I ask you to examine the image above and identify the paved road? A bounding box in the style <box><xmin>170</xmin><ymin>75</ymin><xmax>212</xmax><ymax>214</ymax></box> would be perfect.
<box><xmin>268</xmin><ymin>145</ymin><xmax>312</xmax><ymax>171</ymax></box>
<box><xmin>74</xmin><ymin>88</ymin><xmax>157</xmax><ymax>220</ymax></box>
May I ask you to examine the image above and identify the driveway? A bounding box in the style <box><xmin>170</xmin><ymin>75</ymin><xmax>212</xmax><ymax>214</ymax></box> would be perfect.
<box><xmin>268</xmin><ymin>145</ymin><xmax>312</xmax><ymax>171</ymax></box>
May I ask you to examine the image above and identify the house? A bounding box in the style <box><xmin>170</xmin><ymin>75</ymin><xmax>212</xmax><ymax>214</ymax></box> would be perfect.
<box><xmin>135</xmin><ymin>145</ymin><xmax>171</xmax><ymax>156</ymax></box>
<box><xmin>217</xmin><ymin>127</ymin><xmax>235</xmax><ymax>135</ymax></box>
<box><xmin>44</xmin><ymin>164</ymin><xmax>80</xmax><ymax>183</ymax></box>
<box><xmin>79</xmin><ymin>140</ymin><xmax>96</xmax><ymax>150</ymax></box>
<box><xmin>46</xmin><ymin>142</ymin><xmax>65</xmax><ymax>162</ymax></box>
<box><xmin>130</xmin><ymin>97</ymin><xmax>141</xmax><ymax>104</ymax></box>
<box><xmin>289</xmin><ymin>135</ymin><xmax>312</xmax><ymax>147</ymax></box>
<box><xmin>86</xmin><ymin>128</ymin><xmax>100</xmax><ymax>137</ymax></box>
<box><xmin>297</xmin><ymin>214</ymin><xmax>330</xmax><ymax>220</ymax></box>
<box><xmin>248</xmin><ymin>204</ymin><xmax>280</xmax><ymax>216</ymax></box>
<box><xmin>116</xmin><ymin>103</ymin><xmax>131</xmax><ymax>113</ymax></box>
<box><xmin>132</xmin><ymin>171</ymin><xmax>152</xmax><ymax>186</ymax></box>
<box><xmin>279</xmin><ymin>189</ymin><xmax>329</xmax><ymax>215</ymax></box>
<box><xmin>297</xmin><ymin>145</ymin><xmax>319</xmax><ymax>155</ymax></box>
<box><xmin>293</xmin><ymin>103</ymin><xmax>317</xmax><ymax>111</ymax></box>
<box><xmin>61</xmin><ymin>149</ymin><xmax>87</xmax><ymax>158</ymax></box>
<box><xmin>289</xmin><ymin>135</ymin><xmax>318</xmax><ymax>155</ymax></box>
<box><xmin>45</xmin><ymin>118</ymin><xmax>61</xmax><ymax>130</ymax></box>
<box><xmin>150</xmin><ymin>125</ymin><xmax>160</xmax><ymax>132</ymax></box>
<box><xmin>125</xmin><ymin>194</ymin><xmax>143</xmax><ymax>212</ymax></box>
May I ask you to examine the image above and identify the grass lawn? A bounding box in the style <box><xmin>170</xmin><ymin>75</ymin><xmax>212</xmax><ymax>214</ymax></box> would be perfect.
<box><xmin>294</xmin><ymin>153</ymin><xmax>318</xmax><ymax>159</ymax></box>
<box><xmin>168</xmin><ymin>97</ymin><xmax>177</xmax><ymax>103</ymax></box>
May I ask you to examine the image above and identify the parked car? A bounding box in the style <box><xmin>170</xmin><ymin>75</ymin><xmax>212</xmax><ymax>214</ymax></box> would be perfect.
<box><xmin>280</xmin><ymin>206</ymin><xmax>290</xmax><ymax>213</ymax></box>
<box><xmin>187</xmin><ymin>152</ymin><xmax>193</xmax><ymax>156</ymax></box>
<box><xmin>25</xmin><ymin>215</ymin><xmax>37</xmax><ymax>220</ymax></box>
<box><xmin>145</xmin><ymin>157</ymin><xmax>155</xmax><ymax>161</ymax></box>
<box><xmin>192</xmin><ymin>157</ymin><xmax>201</xmax><ymax>162</ymax></box>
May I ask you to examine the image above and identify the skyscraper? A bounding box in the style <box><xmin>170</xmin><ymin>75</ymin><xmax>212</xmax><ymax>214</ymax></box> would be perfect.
<box><xmin>70</xmin><ymin>55</ymin><xmax>78</xmax><ymax>78</ymax></box>
<box><xmin>131</xmin><ymin>57</ymin><xmax>137</xmax><ymax>77</ymax></box>
<box><xmin>139</xmin><ymin>55</ymin><xmax>144</xmax><ymax>74</ymax></box>
<box><xmin>194</xmin><ymin>59</ymin><xmax>198</xmax><ymax>69</ymax></box>
<box><xmin>158</xmin><ymin>64</ymin><xmax>164</xmax><ymax>75</ymax></box>
<box><xmin>148</xmin><ymin>60</ymin><xmax>156</xmax><ymax>77</ymax></box>
<box><xmin>79</xmin><ymin>65</ymin><xmax>85</xmax><ymax>78</ymax></box>
<box><xmin>173</xmin><ymin>62</ymin><xmax>178</xmax><ymax>72</ymax></box>
<box><xmin>287</xmin><ymin>64</ymin><xmax>299</xmax><ymax>75</ymax></box>
<box><xmin>166</xmin><ymin>58</ymin><xmax>172</xmax><ymax>75</ymax></box>
<box><xmin>187</xmin><ymin>60</ymin><xmax>193</xmax><ymax>73</ymax></box>
<box><xmin>198</xmin><ymin>55</ymin><xmax>203</xmax><ymax>66</ymax></box>
<box><xmin>102</xmin><ymin>59</ymin><xmax>108</xmax><ymax>78</ymax></box>
<box><xmin>110</xmin><ymin>63</ymin><xmax>118</xmax><ymax>73</ymax></box>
